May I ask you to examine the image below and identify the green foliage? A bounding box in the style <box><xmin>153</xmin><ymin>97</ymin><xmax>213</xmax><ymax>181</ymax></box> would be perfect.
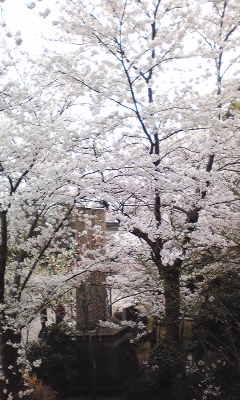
<box><xmin>192</xmin><ymin>270</ymin><xmax>240</xmax><ymax>399</ymax></box>
<box><xmin>151</xmin><ymin>343</ymin><xmax>184</xmax><ymax>385</ymax></box>
<box><xmin>193</xmin><ymin>270</ymin><xmax>240</xmax><ymax>357</ymax></box>
<box><xmin>27</xmin><ymin>323</ymin><xmax>139</xmax><ymax>396</ymax></box>
<box><xmin>125</xmin><ymin>371</ymin><xmax>161</xmax><ymax>400</ymax></box>
<box><xmin>230</xmin><ymin>100</ymin><xmax>240</xmax><ymax>112</ymax></box>
<box><xmin>27</xmin><ymin>323</ymin><xmax>81</xmax><ymax>396</ymax></box>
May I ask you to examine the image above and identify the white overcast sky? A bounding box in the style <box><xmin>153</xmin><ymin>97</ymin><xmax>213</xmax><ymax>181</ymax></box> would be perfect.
<box><xmin>1</xmin><ymin>1</ymin><xmax>55</xmax><ymax>54</ymax></box>
<box><xmin>1</xmin><ymin>0</ymin><xmax>238</xmax><ymax>97</ymax></box>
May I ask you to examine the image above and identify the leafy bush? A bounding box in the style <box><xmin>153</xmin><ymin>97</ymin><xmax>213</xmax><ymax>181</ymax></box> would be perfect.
<box><xmin>25</xmin><ymin>375</ymin><xmax>58</xmax><ymax>400</ymax></box>
<box><xmin>27</xmin><ymin>323</ymin><xmax>80</xmax><ymax>396</ymax></box>
<box><xmin>125</xmin><ymin>370</ymin><xmax>161</xmax><ymax>400</ymax></box>
<box><xmin>151</xmin><ymin>342</ymin><xmax>184</xmax><ymax>384</ymax></box>
<box><xmin>27</xmin><ymin>322</ymin><xmax>139</xmax><ymax>396</ymax></box>
<box><xmin>191</xmin><ymin>270</ymin><xmax>240</xmax><ymax>400</ymax></box>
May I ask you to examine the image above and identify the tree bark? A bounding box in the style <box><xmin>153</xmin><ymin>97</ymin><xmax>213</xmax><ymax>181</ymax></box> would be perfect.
<box><xmin>162</xmin><ymin>260</ymin><xmax>182</xmax><ymax>348</ymax></box>
<box><xmin>0</xmin><ymin>211</ymin><xmax>7</xmax><ymax>304</ymax></box>
<box><xmin>0</xmin><ymin>212</ymin><xmax>30</xmax><ymax>399</ymax></box>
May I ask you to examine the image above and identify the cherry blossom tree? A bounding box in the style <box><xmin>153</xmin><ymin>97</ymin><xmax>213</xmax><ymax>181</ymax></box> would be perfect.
<box><xmin>1</xmin><ymin>0</ymin><xmax>240</xmax><ymax>397</ymax></box>
<box><xmin>0</xmin><ymin>33</ymin><xmax>103</xmax><ymax>397</ymax></box>
<box><xmin>45</xmin><ymin>0</ymin><xmax>240</xmax><ymax>351</ymax></box>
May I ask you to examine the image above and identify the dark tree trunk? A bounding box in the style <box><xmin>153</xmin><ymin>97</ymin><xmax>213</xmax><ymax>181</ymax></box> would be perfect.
<box><xmin>162</xmin><ymin>260</ymin><xmax>182</xmax><ymax>348</ymax></box>
<box><xmin>0</xmin><ymin>212</ymin><xmax>29</xmax><ymax>400</ymax></box>
<box><xmin>151</xmin><ymin>241</ymin><xmax>182</xmax><ymax>348</ymax></box>
<box><xmin>0</xmin><ymin>211</ymin><xmax>7</xmax><ymax>304</ymax></box>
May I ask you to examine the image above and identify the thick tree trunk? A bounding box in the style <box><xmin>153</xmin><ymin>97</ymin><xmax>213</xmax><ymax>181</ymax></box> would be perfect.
<box><xmin>0</xmin><ymin>212</ymin><xmax>29</xmax><ymax>399</ymax></box>
<box><xmin>0</xmin><ymin>211</ymin><xmax>7</xmax><ymax>304</ymax></box>
<box><xmin>162</xmin><ymin>260</ymin><xmax>182</xmax><ymax>348</ymax></box>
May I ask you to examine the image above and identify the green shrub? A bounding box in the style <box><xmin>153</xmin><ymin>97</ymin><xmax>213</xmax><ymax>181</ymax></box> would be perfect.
<box><xmin>27</xmin><ymin>323</ymin><xmax>81</xmax><ymax>396</ymax></box>
<box><xmin>27</xmin><ymin>323</ymin><xmax>139</xmax><ymax>396</ymax></box>
<box><xmin>192</xmin><ymin>270</ymin><xmax>240</xmax><ymax>400</ymax></box>
<box><xmin>151</xmin><ymin>342</ymin><xmax>184</xmax><ymax>384</ymax></box>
